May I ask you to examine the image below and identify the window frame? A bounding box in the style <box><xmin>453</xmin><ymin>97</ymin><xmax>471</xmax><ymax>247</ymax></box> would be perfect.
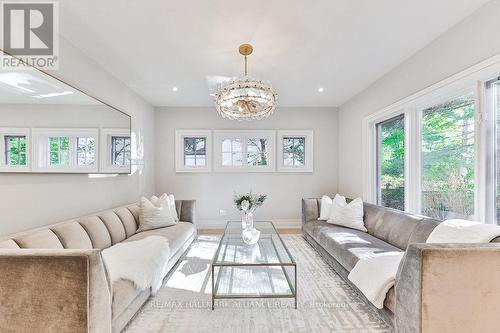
<box><xmin>0</xmin><ymin>128</ymin><xmax>30</xmax><ymax>172</ymax></box>
<box><xmin>175</xmin><ymin>129</ymin><xmax>212</xmax><ymax>173</ymax></box>
<box><xmin>32</xmin><ymin>128</ymin><xmax>99</xmax><ymax>173</ymax></box>
<box><xmin>364</xmin><ymin>54</ymin><xmax>500</xmax><ymax>223</ymax></box>
<box><xmin>277</xmin><ymin>130</ymin><xmax>313</xmax><ymax>172</ymax></box>
<box><xmin>214</xmin><ymin>130</ymin><xmax>275</xmax><ymax>172</ymax></box>
<box><xmin>100</xmin><ymin>128</ymin><xmax>132</xmax><ymax>174</ymax></box>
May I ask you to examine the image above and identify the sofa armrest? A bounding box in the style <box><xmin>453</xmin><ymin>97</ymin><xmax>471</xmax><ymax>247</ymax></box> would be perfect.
<box><xmin>177</xmin><ymin>200</ymin><xmax>196</xmax><ymax>224</ymax></box>
<box><xmin>302</xmin><ymin>198</ymin><xmax>320</xmax><ymax>225</ymax></box>
<box><xmin>0</xmin><ymin>249</ymin><xmax>111</xmax><ymax>333</ymax></box>
<box><xmin>395</xmin><ymin>243</ymin><xmax>500</xmax><ymax>333</ymax></box>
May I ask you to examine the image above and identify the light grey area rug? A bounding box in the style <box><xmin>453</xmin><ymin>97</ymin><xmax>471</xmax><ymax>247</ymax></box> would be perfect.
<box><xmin>124</xmin><ymin>235</ymin><xmax>393</xmax><ymax>333</ymax></box>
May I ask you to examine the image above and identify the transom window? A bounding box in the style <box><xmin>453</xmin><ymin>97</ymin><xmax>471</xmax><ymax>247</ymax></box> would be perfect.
<box><xmin>4</xmin><ymin>135</ymin><xmax>26</xmax><ymax>166</ymax></box>
<box><xmin>32</xmin><ymin>128</ymin><xmax>99</xmax><ymax>172</ymax></box>
<box><xmin>214</xmin><ymin>130</ymin><xmax>275</xmax><ymax>172</ymax></box>
<box><xmin>76</xmin><ymin>137</ymin><xmax>96</xmax><ymax>166</ymax></box>
<box><xmin>49</xmin><ymin>136</ymin><xmax>70</xmax><ymax>166</ymax></box>
<box><xmin>283</xmin><ymin>137</ymin><xmax>305</xmax><ymax>167</ymax></box>
<box><xmin>175</xmin><ymin>130</ymin><xmax>212</xmax><ymax>172</ymax></box>
<box><xmin>277</xmin><ymin>130</ymin><xmax>313</xmax><ymax>172</ymax></box>
<box><xmin>184</xmin><ymin>137</ymin><xmax>206</xmax><ymax>167</ymax></box>
<box><xmin>247</xmin><ymin>138</ymin><xmax>268</xmax><ymax>166</ymax></box>
<box><xmin>111</xmin><ymin>136</ymin><xmax>131</xmax><ymax>166</ymax></box>
<box><xmin>222</xmin><ymin>138</ymin><xmax>242</xmax><ymax>166</ymax></box>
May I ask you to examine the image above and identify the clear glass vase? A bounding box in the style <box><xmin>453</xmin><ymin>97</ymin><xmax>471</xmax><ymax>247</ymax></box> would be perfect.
<box><xmin>241</xmin><ymin>211</ymin><xmax>254</xmax><ymax>230</ymax></box>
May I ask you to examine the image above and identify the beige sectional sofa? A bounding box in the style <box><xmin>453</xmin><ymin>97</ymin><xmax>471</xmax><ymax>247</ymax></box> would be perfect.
<box><xmin>0</xmin><ymin>200</ymin><xmax>197</xmax><ymax>333</ymax></box>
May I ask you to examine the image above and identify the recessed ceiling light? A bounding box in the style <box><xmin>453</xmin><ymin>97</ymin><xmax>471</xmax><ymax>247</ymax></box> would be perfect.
<box><xmin>318</xmin><ymin>87</ymin><xmax>324</xmax><ymax>93</ymax></box>
<box><xmin>172</xmin><ymin>86</ymin><xmax>178</xmax><ymax>92</ymax></box>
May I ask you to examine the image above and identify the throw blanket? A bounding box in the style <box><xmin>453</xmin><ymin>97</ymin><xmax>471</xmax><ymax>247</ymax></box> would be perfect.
<box><xmin>102</xmin><ymin>236</ymin><xmax>170</xmax><ymax>294</ymax></box>
<box><xmin>348</xmin><ymin>252</ymin><xmax>404</xmax><ymax>309</ymax></box>
<box><xmin>427</xmin><ymin>219</ymin><xmax>500</xmax><ymax>243</ymax></box>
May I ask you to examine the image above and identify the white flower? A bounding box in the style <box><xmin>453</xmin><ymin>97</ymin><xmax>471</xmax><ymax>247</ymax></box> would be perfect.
<box><xmin>241</xmin><ymin>200</ymin><xmax>250</xmax><ymax>212</ymax></box>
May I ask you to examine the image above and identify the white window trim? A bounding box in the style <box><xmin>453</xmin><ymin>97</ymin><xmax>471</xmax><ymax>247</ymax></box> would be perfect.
<box><xmin>363</xmin><ymin>53</ymin><xmax>500</xmax><ymax>222</ymax></box>
<box><xmin>175</xmin><ymin>129</ymin><xmax>212</xmax><ymax>173</ymax></box>
<box><xmin>277</xmin><ymin>130</ymin><xmax>313</xmax><ymax>172</ymax></box>
<box><xmin>214</xmin><ymin>130</ymin><xmax>275</xmax><ymax>172</ymax></box>
<box><xmin>100</xmin><ymin>128</ymin><xmax>131</xmax><ymax>174</ymax></box>
<box><xmin>32</xmin><ymin>128</ymin><xmax>99</xmax><ymax>173</ymax></box>
<box><xmin>0</xmin><ymin>128</ymin><xmax>31</xmax><ymax>172</ymax></box>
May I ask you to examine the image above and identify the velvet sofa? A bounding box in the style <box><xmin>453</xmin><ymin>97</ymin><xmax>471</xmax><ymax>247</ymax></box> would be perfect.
<box><xmin>302</xmin><ymin>198</ymin><xmax>500</xmax><ymax>333</ymax></box>
<box><xmin>0</xmin><ymin>200</ymin><xmax>196</xmax><ymax>333</ymax></box>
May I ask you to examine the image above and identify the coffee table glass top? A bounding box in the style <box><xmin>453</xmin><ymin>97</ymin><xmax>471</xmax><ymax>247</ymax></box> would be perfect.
<box><xmin>213</xmin><ymin>221</ymin><xmax>295</xmax><ymax>265</ymax></box>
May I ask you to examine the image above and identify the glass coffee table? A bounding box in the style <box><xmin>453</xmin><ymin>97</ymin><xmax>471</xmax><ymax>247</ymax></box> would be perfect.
<box><xmin>211</xmin><ymin>221</ymin><xmax>297</xmax><ymax>310</ymax></box>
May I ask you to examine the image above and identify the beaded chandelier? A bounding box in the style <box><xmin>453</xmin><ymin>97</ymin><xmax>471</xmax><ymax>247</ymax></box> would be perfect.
<box><xmin>214</xmin><ymin>44</ymin><xmax>278</xmax><ymax>121</ymax></box>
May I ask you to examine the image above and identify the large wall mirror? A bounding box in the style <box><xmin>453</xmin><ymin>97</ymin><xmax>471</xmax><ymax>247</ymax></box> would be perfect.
<box><xmin>0</xmin><ymin>51</ymin><xmax>131</xmax><ymax>174</ymax></box>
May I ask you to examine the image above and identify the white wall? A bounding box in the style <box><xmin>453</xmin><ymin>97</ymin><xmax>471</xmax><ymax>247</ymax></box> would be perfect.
<box><xmin>155</xmin><ymin>107</ymin><xmax>338</xmax><ymax>228</ymax></box>
<box><xmin>0</xmin><ymin>37</ymin><xmax>155</xmax><ymax>236</ymax></box>
<box><xmin>337</xmin><ymin>0</ymin><xmax>500</xmax><ymax>199</ymax></box>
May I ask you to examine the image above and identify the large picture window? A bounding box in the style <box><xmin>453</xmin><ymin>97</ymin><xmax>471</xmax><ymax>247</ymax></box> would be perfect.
<box><xmin>376</xmin><ymin>115</ymin><xmax>405</xmax><ymax>211</ymax></box>
<box><xmin>421</xmin><ymin>93</ymin><xmax>475</xmax><ymax>220</ymax></box>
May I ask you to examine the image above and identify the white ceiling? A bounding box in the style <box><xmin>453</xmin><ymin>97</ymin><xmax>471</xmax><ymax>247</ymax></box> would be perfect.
<box><xmin>59</xmin><ymin>0</ymin><xmax>490</xmax><ymax>107</ymax></box>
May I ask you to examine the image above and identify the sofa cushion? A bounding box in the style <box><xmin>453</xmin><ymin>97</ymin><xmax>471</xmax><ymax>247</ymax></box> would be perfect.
<box><xmin>51</xmin><ymin>222</ymin><xmax>93</xmax><ymax>249</ymax></box>
<box><xmin>0</xmin><ymin>239</ymin><xmax>20</xmax><ymax>249</ymax></box>
<box><xmin>78</xmin><ymin>216</ymin><xmax>112</xmax><ymax>249</ymax></box>
<box><xmin>114</xmin><ymin>207</ymin><xmax>137</xmax><ymax>237</ymax></box>
<box><xmin>98</xmin><ymin>212</ymin><xmax>127</xmax><ymax>244</ymax></box>
<box><xmin>363</xmin><ymin>203</ymin><xmax>422</xmax><ymax>250</ymax></box>
<box><xmin>304</xmin><ymin>221</ymin><xmax>402</xmax><ymax>271</ymax></box>
<box><xmin>126</xmin><ymin>204</ymin><xmax>140</xmax><ymax>226</ymax></box>
<box><xmin>14</xmin><ymin>229</ymin><xmax>64</xmax><ymax>249</ymax></box>
<box><xmin>125</xmin><ymin>222</ymin><xmax>196</xmax><ymax>255</ymax></box>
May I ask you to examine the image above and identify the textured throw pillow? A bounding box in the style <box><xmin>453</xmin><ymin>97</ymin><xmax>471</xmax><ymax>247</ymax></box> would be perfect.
<box><xmin>327</xmin><ymin>197</ymin><xmax>367</xmax><ymax>232</ymax></box>
<box><xmin>318</xmin><ymin>194</ymin><xmax>346</xmax><ymax>220</ymax></box>
<box><xmin>138</xmin><ymin>196</ymin><xmax>176</xmax><ymax>232</ymax></box>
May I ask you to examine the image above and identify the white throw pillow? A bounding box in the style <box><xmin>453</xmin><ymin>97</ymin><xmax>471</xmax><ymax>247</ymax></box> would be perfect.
<box><xmin>151</xmin><ymin>193</ymin><xmax>179</xmax><ymax>222</ymax></box>
<box><xmin>168</xmin><ymin>194</ymin><xmax>179</xmax><ymax>222</ymax></box>
<box><xmin>318</xmin><ymin>194</ymin><xmax>346</xmax><ymax>220</ymax></box>
<box><xmin>138</xmin><ymin>196</ymin><xmax>176</xmax><ymax>232</ymax></box>
<box><xmin>327</xmin><ymin>197</ymin><xmax>367</xmax><ymax>232</ymax></box>
<box><xmin>150</xmin><ymin>193</ymin><xmax>168</xmax><ymax>207</ymax></box>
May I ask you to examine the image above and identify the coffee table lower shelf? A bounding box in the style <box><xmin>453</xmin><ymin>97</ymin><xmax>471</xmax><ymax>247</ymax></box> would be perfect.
<box><xmin>211</xmin><ymin>263</ymin><xmax>297</xmax><ymax>310</ymax></box>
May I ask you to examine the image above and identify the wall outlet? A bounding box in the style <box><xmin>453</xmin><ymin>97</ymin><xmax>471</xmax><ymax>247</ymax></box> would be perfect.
<box><xmin>219</xmin><ymin>209</ymin><xmax>227</xmax><ymax>216</ymax></box>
